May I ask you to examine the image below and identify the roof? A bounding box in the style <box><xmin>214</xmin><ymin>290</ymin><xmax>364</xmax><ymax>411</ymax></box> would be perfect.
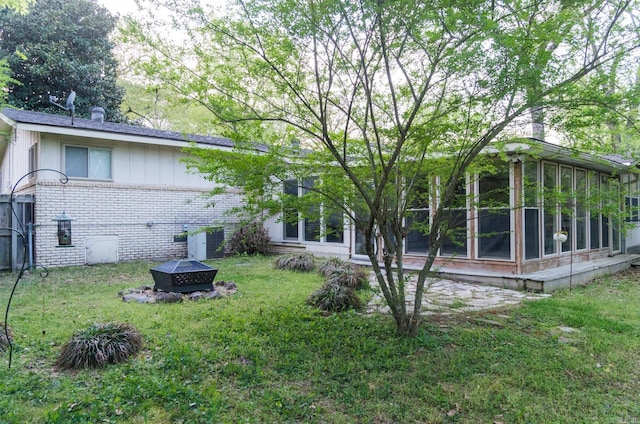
<box><xmin>488</xmin><ymin>139</ymin><xmax>634</xmax><ymax>173</ymax></box>
<box><xmin>0</xmin><ymin>108</ymin><xmax>268</xmax><ymax>152</ymax></box>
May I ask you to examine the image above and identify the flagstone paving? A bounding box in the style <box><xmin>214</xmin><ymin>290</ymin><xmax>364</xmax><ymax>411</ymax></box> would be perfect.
<box><xmin>366</xmin><ymin>275</ymin><xmax>551</xmax><ymax>315</ymax></box>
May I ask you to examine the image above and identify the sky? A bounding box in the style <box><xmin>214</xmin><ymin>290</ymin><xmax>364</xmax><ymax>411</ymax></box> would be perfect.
<box><xmin>96</xmin><ymin>0</ymin><xmax>143</xmax><ymax>17</ymax></box>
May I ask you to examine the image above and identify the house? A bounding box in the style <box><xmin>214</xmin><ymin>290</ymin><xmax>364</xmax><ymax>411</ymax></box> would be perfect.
<box><xmin>263</xmin><ymin>140</ymin><xmax>640</xmax><ymax>292</ymax></box>
<box><xmin>0</xmin><ymin>107</ymin><xmax>253</xmax><ymax>269</ymax></box>
<box><xmin>2</xmin><ymin>107</ymin><xmax>638</xmax><ymax>291</ymax></box>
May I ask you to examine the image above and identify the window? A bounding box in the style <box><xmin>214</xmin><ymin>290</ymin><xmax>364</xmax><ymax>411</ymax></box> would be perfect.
<box><xmin>28</xmin><ymin>144</ymin><xmax>37</xmax><ymax>177</ymax></box>
<box><xmin>326</xmin><ymin>211</ymin><xmax>344</xmax><ymax>243</ymax></box>
<box><xmin>524</xmin><ymin>160</ymin><xmax>540</xmax><ymax>260</ymax></box>
<box><xmin>440</xmin><ymin>178</ymin><xmax>468</xmax><ymax>257</ymax></box>
<box><xmin>65</xmin><ymin>146</ymin><xmax>111</xmax><ymax>179</ymax></box>
<box><xmin>575</xmin><ymin>169</ymin><xmax>587</xmax><ymax>250</ymax></box>
<box><xmin>477</xmin><ymin>164</ymin><xmax>511</xmax><ymax>259</ymax></box>
<box><xmin>560</xmin><ymin>166</ymin><xmax>573</xmax><ymax>252</ymax></box>
<box><xmin>543</xmin><ymin>162</ymin><xmax>558</xmax><ymax>255</ymax></box>
<box><xmin>589</xmin><ymin>172</ymin><xmax>601</xmax><ymax>249</ymax></box>
<box><xmin>283</xmin><ymin>179</ymin><xmax>299</xmax><ymax>240</ymax></box>
<box><xmin>406</xmin><ymin>174</ymin><xmax>430</xmax><ymax>254</ymax></box>
<box><xmin>601</xmin><ymin>175</ymin><xmax>610</xmax><ymax>249</ymax></box>
<box><xmin>282</xmin><ymin>177</ymin><xmax>344</xmax><ymax>244</ymax></box>
<box><xmin>303</xmin><ymin>177</ymin><xmax>321</xmax><ymax>242</ymax></box>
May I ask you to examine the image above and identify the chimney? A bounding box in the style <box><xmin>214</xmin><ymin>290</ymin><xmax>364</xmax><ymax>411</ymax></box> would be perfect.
<box><xmin>90</xmin><ymin>106</ymin><xmax>105</xmax><ymax>123</ymax></box>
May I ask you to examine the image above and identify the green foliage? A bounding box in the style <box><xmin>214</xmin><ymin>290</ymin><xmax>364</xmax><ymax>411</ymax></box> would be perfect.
<box><xmin>306</xmin><ymin>281</ymin><xmax>364</xmax><ymax>313</ymax></box>
<box><xmin>0</xmin><ymin>0</ymin><xmax>32</xmax><ymax>13</ymax></box>
<box><xmin>118</xmin><ymin>81</ymin><xmax>221</xmax><ymax>132</ymax></box>
<box><xmin>274</xmin><ymin>253</ymin><xmax>316</xmax><ymax>272</ymax></box>
<box><xmin>54</xmin><ymin>322</ymin><xmax>143</xmax><ymax>370</ymax></box>
<box><xmin>0</xmin><ymin>0</ymin><xmax>127</xmax><ymax>121</ymax></box>
<box><xmin>226</xmin><ymin>221</ymin><xmax>273</xmax><ymax>256</ymax></box>
<box><xmin>123</xmin><ymin>0</ymin><xmax>640</xmax><ymax>337</ymax></box>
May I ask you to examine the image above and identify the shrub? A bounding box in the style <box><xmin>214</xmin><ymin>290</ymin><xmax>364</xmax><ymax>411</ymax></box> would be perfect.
<box><xmin>317</xmin><ymin>257</ymin><xmax>349</xmax><ymax>277</ymax></box>
<box><xmin>326</xmin><ymin>265</ymin><xmax>369</xmax><ymax>290</ymax></box>
<box><xmin>274</xmin><ymin>253</ymin><xmax>315</xmax><ymax>272</ymax></box>
<box><xmin>226</xmin><ymin>222</ymin><xmax>273</xmax><ymax>256</ymax></box>
<box><xmin>55</xmin><ymin>322</ymin><xmax>143</xmax><ymax>370</ymax></box>
<box><xmin>0</xmin><ymin>323</ymin><xmax>11</xmax><ymax>352</ymax></box>
<box><xmin>307</xmin><ymin>282</ymin><xmax>363</xmax><ymax>312</ymax></box>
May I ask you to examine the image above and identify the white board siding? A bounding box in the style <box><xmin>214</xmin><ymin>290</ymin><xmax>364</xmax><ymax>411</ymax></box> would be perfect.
<box><xmin>36</xmin><ymin>134</ymin><xmax>211</xmax><ymax>189</ymax></box>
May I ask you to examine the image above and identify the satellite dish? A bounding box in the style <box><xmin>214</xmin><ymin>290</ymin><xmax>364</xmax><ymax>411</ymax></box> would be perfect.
<box><xmin>65</xmin><ymin>91</ymin><xmax>76</xmax><ymax>113</ymax></box>
<box><xmin>48</xmin><ymin>90</ymin><xmax>76</xmax><ymax>124</ymax></box>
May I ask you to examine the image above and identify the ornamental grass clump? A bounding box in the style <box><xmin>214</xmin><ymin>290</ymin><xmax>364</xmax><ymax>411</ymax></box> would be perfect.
<box><xmin>274</xmin><ymin>253</ymin><xmax>315</xmax><ymax>272</ymax></box>
<box><xmin>55</xmin><ymin>322</ymin><xmax>143</xmax><ymax>370</ymax></box>
<box><xmin>317</xmin><ymin>257</ymin><xmax>349</xmax><ymax>277</ymax></box>
<box><xmin>307</xmin><ymin>282</ymin><xmax>363</xmax><ymax>313</ymax></box>
<box><xmin>0</xmin><ymin>323</ymin><xmax>11</xmax><ymax>352</ymax></box>
<box><xmin>326</xmin><ymin>265</ymin><xmax>369</xmax><ymax>290</ymax></box>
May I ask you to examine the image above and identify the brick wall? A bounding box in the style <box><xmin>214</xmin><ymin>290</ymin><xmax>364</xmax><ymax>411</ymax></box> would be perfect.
<box><xmin>34</xmin><ymin>180</ymin><xmax>244</xmax><ymax>267</ymax></box>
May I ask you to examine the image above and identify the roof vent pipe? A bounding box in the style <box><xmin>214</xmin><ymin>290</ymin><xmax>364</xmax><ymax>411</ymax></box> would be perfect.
<box><xmin>90</xmin><ymin>106</ymin><xmax>105</xmax><ymax>123</ymax></box>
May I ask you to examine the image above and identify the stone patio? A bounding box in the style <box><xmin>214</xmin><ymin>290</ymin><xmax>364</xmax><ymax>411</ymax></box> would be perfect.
<box><xmin>366</xmin><ymin>274</ymin><xmax>550</xmax><ymax>315</ymax></box>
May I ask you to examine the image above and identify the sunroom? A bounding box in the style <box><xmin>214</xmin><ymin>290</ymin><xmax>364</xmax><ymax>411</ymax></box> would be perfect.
<box><xmin>266</xmin><ymin>139</ymin><xmax>640</xmax><ymax>291</ymax></box>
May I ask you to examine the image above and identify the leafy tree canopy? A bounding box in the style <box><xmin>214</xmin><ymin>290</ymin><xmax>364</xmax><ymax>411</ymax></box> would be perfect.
<box><xmin>0</xmin><ymin>0</ymin><xmax>127</xmax><ymax>121</ymax></box>
<box><xmin>124</xmin><ymin>0</ymin><xmax>640</xmax><ymax>336</ymax></box>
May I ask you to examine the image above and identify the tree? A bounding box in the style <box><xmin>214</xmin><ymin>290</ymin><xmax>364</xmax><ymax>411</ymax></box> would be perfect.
<box><xmin>0</xmin><ymin>0</ymin><xmax>32</xmax><ymax>105</ymax></box>
<box><xmin>0</xmin><ymin>0</ymin><xmax>127</xmax><ymax>121</ymax></box>
<box><xmin>125</xmin><ymin>0</ymin><xmax>640</xmax><ymax>336</ymax></box>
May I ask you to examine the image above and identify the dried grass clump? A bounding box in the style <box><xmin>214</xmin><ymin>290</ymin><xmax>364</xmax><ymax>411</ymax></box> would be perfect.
<box><xmin>0</xmin><ymin>323</ymin><xmax>11</xmax><ymax>352</ymax></box>
<box><xmin>55</xmin><ymin>322</ymin><xmax>143</xmax><ymax>370</ymax></box>
<box><xmin>307</xmin><ymin>282</ymin><xmax>363</xmax><ymax>313</ymax></box>
<box><xmin>226</xmin><ymin>222</ymin><xmax>273</xmax><ymax>256</ymax></box>
<box><xmin>274</xmin><ymin>253</ymin><xmax>316</xmax><ymax>272</ymax></box>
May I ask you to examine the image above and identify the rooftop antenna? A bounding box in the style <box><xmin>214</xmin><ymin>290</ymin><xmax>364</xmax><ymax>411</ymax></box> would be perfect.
<box><xmin>48</xmin><ymin>90</ymin><xmax>76</xmax><ymax>124</ymax></box>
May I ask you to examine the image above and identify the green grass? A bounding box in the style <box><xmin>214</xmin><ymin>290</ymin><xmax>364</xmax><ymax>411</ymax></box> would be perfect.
<box><xmin>0</xmin><ymin>255</ymin><xmax>638</xmax><ymax>423</ymax></box>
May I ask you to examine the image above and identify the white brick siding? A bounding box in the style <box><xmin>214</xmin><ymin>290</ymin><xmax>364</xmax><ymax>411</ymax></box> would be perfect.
<box><xmin>34</xmin><ymin>180</ymin><xmax>244</xmax><ymax>267</ymax></box>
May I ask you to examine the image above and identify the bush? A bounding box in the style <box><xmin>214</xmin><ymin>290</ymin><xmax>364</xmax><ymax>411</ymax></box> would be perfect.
<box><xmin>307</xmin><ymin>282</ymin><xmax>363</xmax><ymax>312</ymax></box>
<box><xmin>0</xmin><ymin>323</ymin><xmax>11</xmax><ymax>352</ymax></box>
<box><xmin>326</xmin><ymin>265</ymin><xmax>368</xmax><ymax>290</ymax></box>
<box><xmin>317</xmin><ymin>257</ymin><xmax>349</xmax><ymax>277</ymax></box>
<box><xmin>274</xmin><ymin>253</ymin><xmax>316</xmax><ymax>272</ymax></box>
<box><xmin>55</xmin><ymin>322</ymin><xmax>143</xmax><ymax>370</ymax></box>
<box><xmin>226</xmin><ymin>222</ymin><xmax>272</xmax><ymax>256</ymax></box>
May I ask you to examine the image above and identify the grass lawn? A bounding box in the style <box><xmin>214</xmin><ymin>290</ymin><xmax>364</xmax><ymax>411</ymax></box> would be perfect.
<box><xmin>0</xmin><ymin>255</ymin><xmax>638</xmax><ymax>423</ymax></box>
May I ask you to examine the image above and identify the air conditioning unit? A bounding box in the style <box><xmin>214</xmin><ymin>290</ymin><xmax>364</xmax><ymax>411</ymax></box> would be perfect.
<box><xmin>187</xmin><ymin>227</ymin><xmax>225</xmax><ymax>260</ymax></box>
<box><xmin>187</xmin><ymin>230</ymin><xmax>207</xmax><ymax>261</ymax></box>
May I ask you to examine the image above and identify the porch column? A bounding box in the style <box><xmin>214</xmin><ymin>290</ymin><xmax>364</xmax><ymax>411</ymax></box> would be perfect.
<box><xmin>511</xmin><ymin>158</ymin><xmax>524</xmax><ymax>274</ymax></box>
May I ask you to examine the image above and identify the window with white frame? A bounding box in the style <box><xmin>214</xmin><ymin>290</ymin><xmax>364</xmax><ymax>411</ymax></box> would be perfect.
<box><xmin>282</xmin><ymin>178</ymin><xmax>344</xmax><ymax>244</ymax></box>
<box><xmin>624</xmin><ymin>174</ymin><xmax>640</xmax><ymax>223</ymax></box>
<box><xmin>28</xmin><ymin>144</ymin><xmax>37</xmax><ymax>178</ymax></box>
<box><xmin>405</xmin><ymin>174</ymin><xmax>430</xmax><ymax>254</ymax></box>
<box><xmin>283</xmin><ymin>179</ymin><xmax>299</xmax><ymax>240</ymax></box>
<box><xmin>64</xmin><ymin>145</ymin><xmax>112</xmax><ymax>179</ymax></box>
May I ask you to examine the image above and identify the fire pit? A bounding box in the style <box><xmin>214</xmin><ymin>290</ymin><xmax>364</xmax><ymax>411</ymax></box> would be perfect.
<box><xmin>149</xmin><ymin>260</ymin><xmax>218</xmax><ymax>293</ymax></box>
